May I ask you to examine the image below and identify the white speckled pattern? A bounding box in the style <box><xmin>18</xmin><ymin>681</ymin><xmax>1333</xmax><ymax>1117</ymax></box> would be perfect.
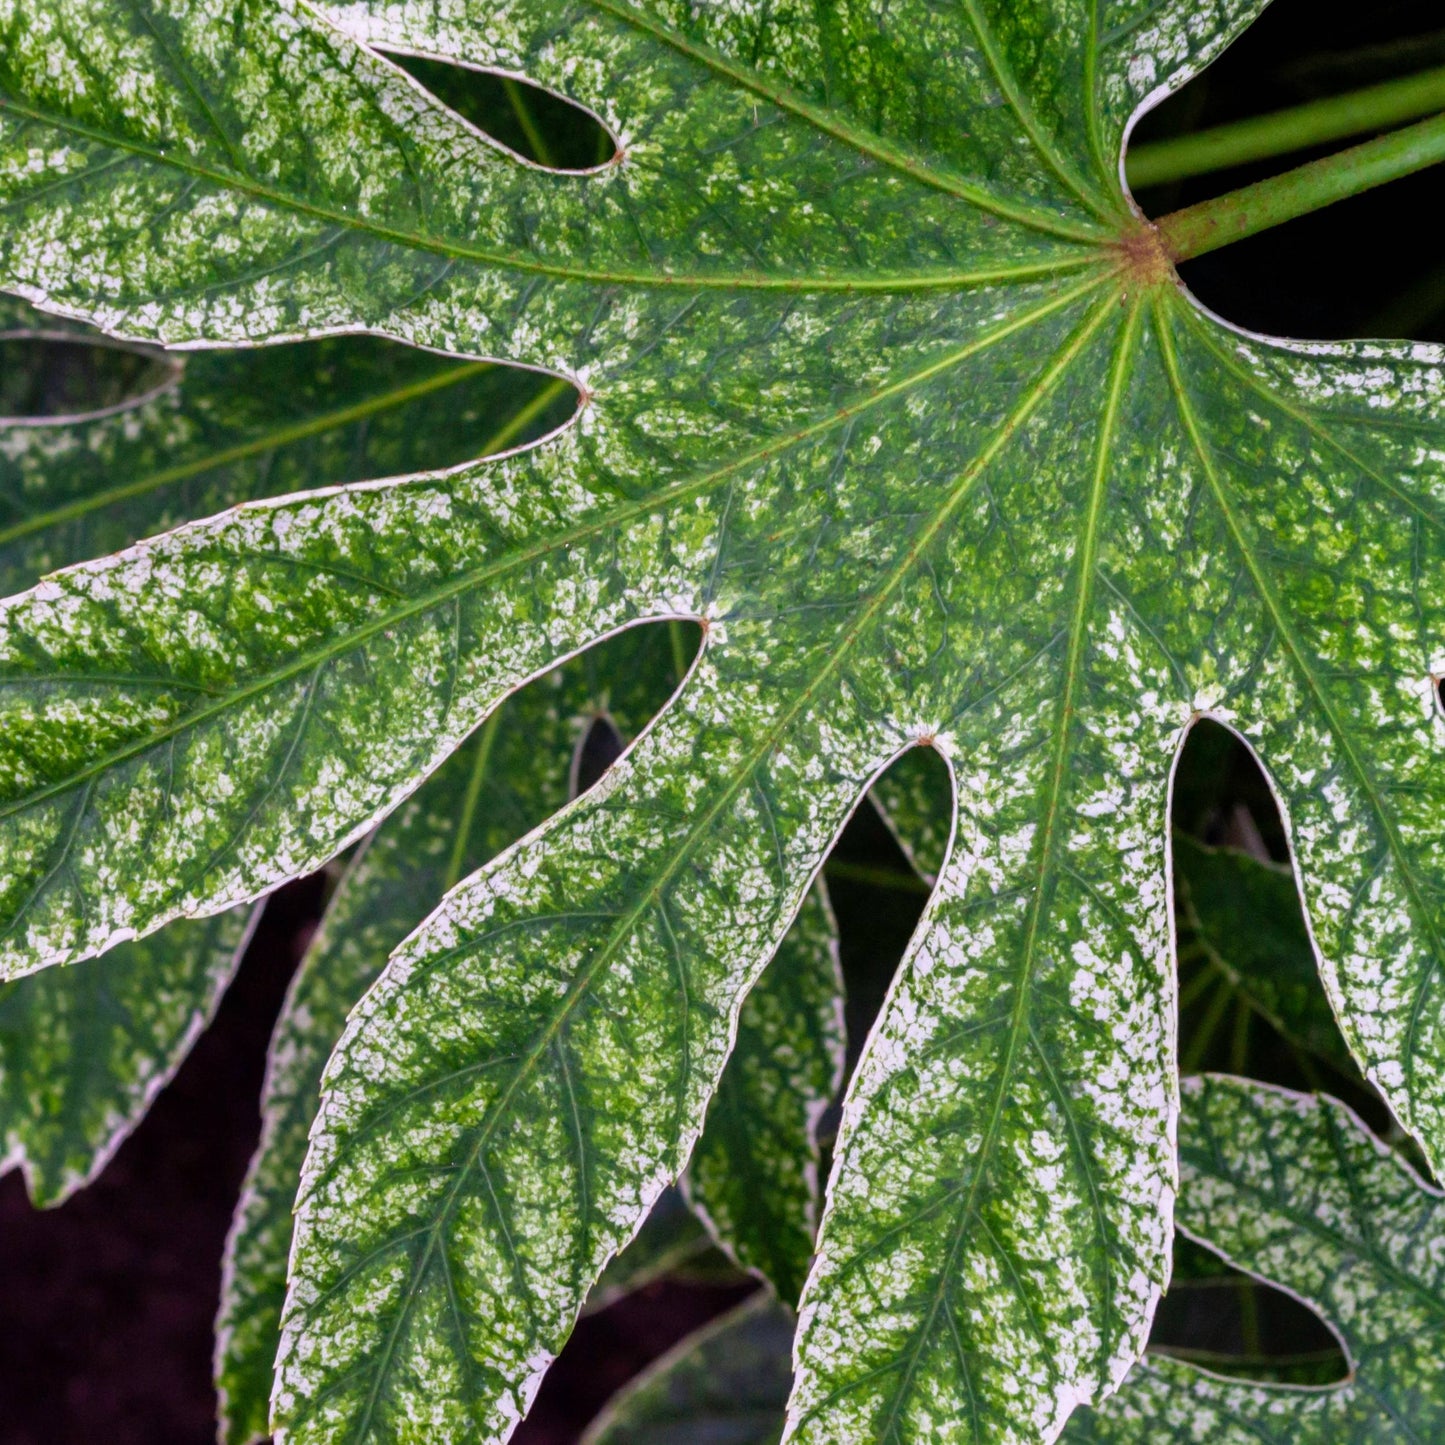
<box><xmin>1</xmin><ymin>0</ymin><xmax>1442</xmax><ymax>1440</ymax></box>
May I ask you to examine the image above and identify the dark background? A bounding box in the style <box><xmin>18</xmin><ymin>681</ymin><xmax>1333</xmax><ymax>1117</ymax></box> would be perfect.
<box><xmin>2</xmin><ymin>0</ymin><xmax>1443</xmax><ymax>1438</ymax></box>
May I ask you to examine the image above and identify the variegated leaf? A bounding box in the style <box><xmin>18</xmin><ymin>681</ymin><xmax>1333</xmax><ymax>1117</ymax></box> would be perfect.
<box><xmin>217</xmin><ymin>624</ymin><xmax>685</xmax><ymax>1444</ymax></box>
<box><xmin>588</xmin><ymin>1078</ymin><xmax>1445</xmax><ymax>1443</ymax></box>
<box><xmin>273</xmin><ymin>659</ymin><xmax>871</xmax><ymax>1441</ymax></box>
<box><xmin>219</xmin><ymin>616</ymin><xmax>835</xmax><ymax>1439</ymax></box>
<box><xmin>0</xmin><ymin>0</ymin><xmax>1441</xmax><ymax>1441</ymax></box>
<box><xmin>1065</xmin><ymin>1074</ymin><xmax>1445</xmax><ymax>1442</ymax></box>
<box><xmin>0</xmin><ymin>294</ymin><xmax>566</xmax><ymax>1206</ymax></box>
<box><xmin>0</xmin><ymin>294</ymin><xmax>572</xmax><ymax>600</ymax></box>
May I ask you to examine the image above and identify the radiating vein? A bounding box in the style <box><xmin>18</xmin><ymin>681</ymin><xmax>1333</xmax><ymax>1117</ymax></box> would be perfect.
<box><xmin>1156</xmin><ymin>297</ymin><xmax>1445</xmax><ymax>1104</ymax></box>
<box><xmin>0</xmin><ymin>96</ymin><xmax>1097</xmax><ymax>290</ymax></box>
<box><xmin>851</xmin><ymin>300</ymin><xmax>1142</xmax><ymax>1437</ymax></box>
<box><xmin>958</xmin><ymin>0</ymin><xmax>1115</xmax><ymax>223</ymax></box>
<box><xmin>585</xmin><ymin>0</ymin><xmax>1111</xmax><ymax>242</ymax></box>
<box><xmin>300</xmin><ymin>292</ymin><xmax>1119</xmax><ymax>1422</ymax></box>
<box><xmin>0</xmin><ymin>274</ymin><xmax>1109</xmax><ymax>831</ymax></box>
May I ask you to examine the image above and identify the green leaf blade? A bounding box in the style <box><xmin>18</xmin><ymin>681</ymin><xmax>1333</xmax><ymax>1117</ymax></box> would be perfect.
<box><xmin>782</xmin><ymin>299</ymin><xmax>1188</xmax><ymax>1445</ymax></box>
<box><xmin>1155</xmin><ymin>299</ymin><xmax>1445</xmax><ymax>1179</ymax></box>
<box><xmin>217</xmin><ymin>625</ymin><xmax>684</xmax><ymax>1444</ymax></box>
<box><xmin>0</xmin><ymin>451</ymin><xmax>668</xmax><ymax>976</ymax></box>
<box><xmin>0</xmin><ymin>0</ymin><xmax>1097</xmax><ymax>353</ymax></box>
<box><xmin>0</xmin><ymin>902</ymin><xmax>253</xmax><ymax>1204</ymax></box>
<box><xmin>0</xmin><ymin>266</ymin><xmax>1107</xmax><ymax>977</ymax></box>
<box><xmin>0</xmin><ymin>294</ymin><xmax>571</xmax><ymax>600</ymax></box>
<box><xmin>1067</xmin><ymin>1074</ymin><xmax>1445</xmax><ymax>1442</ymax></box>
<box><xmin>273</xmin><ymin>673</ymin><xmax>873</xmax><ymax>1440</ymax></box>
<box><xmin>0</xmin><ymin>0</ymin><xmax>1443</xmax><ymax>1441</ymax></box>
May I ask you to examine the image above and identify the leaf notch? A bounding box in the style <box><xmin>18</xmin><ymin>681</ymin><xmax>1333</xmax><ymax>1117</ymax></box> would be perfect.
<box><xmin>378</xmin><ymin>49</ymin><xmax>619</xmax><ymax>173</ymax></box>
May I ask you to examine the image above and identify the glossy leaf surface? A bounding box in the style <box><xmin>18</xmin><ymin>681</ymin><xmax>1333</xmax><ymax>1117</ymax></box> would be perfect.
<box><xmin>0</xmin><ymin>0</ymin><xmax>1441</xmax><ymax>1440</ymax></box>
<box><xmin>581</xmin><ymin>1079</ymin><xmax>1445</xmax><ymax>1443</ymax></box>
<box><xmin>218</xmin><ymin>621</ymin><xmax>837</xmax><ymax>1440</ymax></box>
<box><xmin>216</xmin><ymin>625</ymin><xmax>687</xmax><ymax>1444</ymax></box>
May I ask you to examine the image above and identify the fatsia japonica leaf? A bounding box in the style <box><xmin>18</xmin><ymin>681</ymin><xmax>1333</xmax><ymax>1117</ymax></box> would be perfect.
<box><xmin>0</xmin><ymin>0</ymin><xmax>1443</xmax><ymax>1440</ymax></box>
<box><xmin>581</xmin><ymin>1293</ymin><xmax>795</xmax><ymax>1445</ymax></box>
<box><xmin>0</xmin><ymin>295</ymin><xmax>573</xmax><ymax>602</ymax></box>
<box><xmin>218</xmin><ymin>619</ymin><xmax>837</xmax><ymax>1441</ymax></box>
<box><xmin>589</xmin><ymin>1079</ymin><xmax>1445</xmax><ymax>1443</ymax></box>
<box><xmin>0</xmin><ymin>294</ymin><xmax>567</xmax><ymax>1205</ymax></box>
<box><xmin>1064</xmin><ymin>1074</ymin><xmax>1445</xmax><ymax>1442</ymax></box>
<box><xmin>217</xmin><ymin>623</ymin><xmax>688</xmax><ymax>1444</ymax></box>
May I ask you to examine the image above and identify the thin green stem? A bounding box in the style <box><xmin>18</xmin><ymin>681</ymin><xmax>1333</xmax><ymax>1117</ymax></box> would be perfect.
<box><xmin>1158</xmin><ymin>109</ymin><xmax>1445</xmax><ymax>261</ymax></box>
<box><xmin>1128</xmin><ymin>63</ymin><xmax>1445</xmax><ymax>187</ymax></box>
<box><xmin>473</xmin><ymin>377</ymin><xmax>573</xmax><ymax>456</ymax></box>
<box><xmin>823</xmin><ymin>859</ymin><xmax>931</xmax><ymax>895</ymax></box>
<box><xmin>501</xmin><ymin>78</ymin><xmax>555</xmax><ymax>168</ymax></box>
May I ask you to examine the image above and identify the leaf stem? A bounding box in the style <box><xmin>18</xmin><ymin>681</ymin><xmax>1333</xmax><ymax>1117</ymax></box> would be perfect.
<box><xmin>1127</xmin><ymin>63</ymin><xmax>1445</xmax><ymax>187</ymax></box>
<box><xmin>823</xmin><ymin>859</ymin><xmax>931</xmax><ymax>895</ymax></box>
<box><xmin>501</xmin><ymin>78</ymin><xmax>555</xmax><ymax>168</ymax></box>
<box><xmin>1157</xmin><ymin>109</ymin><xmax>1445</xmax><ymax>261</ymax></box>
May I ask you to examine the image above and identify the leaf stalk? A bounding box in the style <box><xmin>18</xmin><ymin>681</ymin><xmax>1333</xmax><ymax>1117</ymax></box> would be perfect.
<box><xmin>1157</xmin><ymin>108</ymin><xmax>1445</xmax><ymax>262</ymax></box>
<box><xmin>1127</xmin><ymin>64</ymin><xmax>1445</xmax><ymax>188</ymax></box>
